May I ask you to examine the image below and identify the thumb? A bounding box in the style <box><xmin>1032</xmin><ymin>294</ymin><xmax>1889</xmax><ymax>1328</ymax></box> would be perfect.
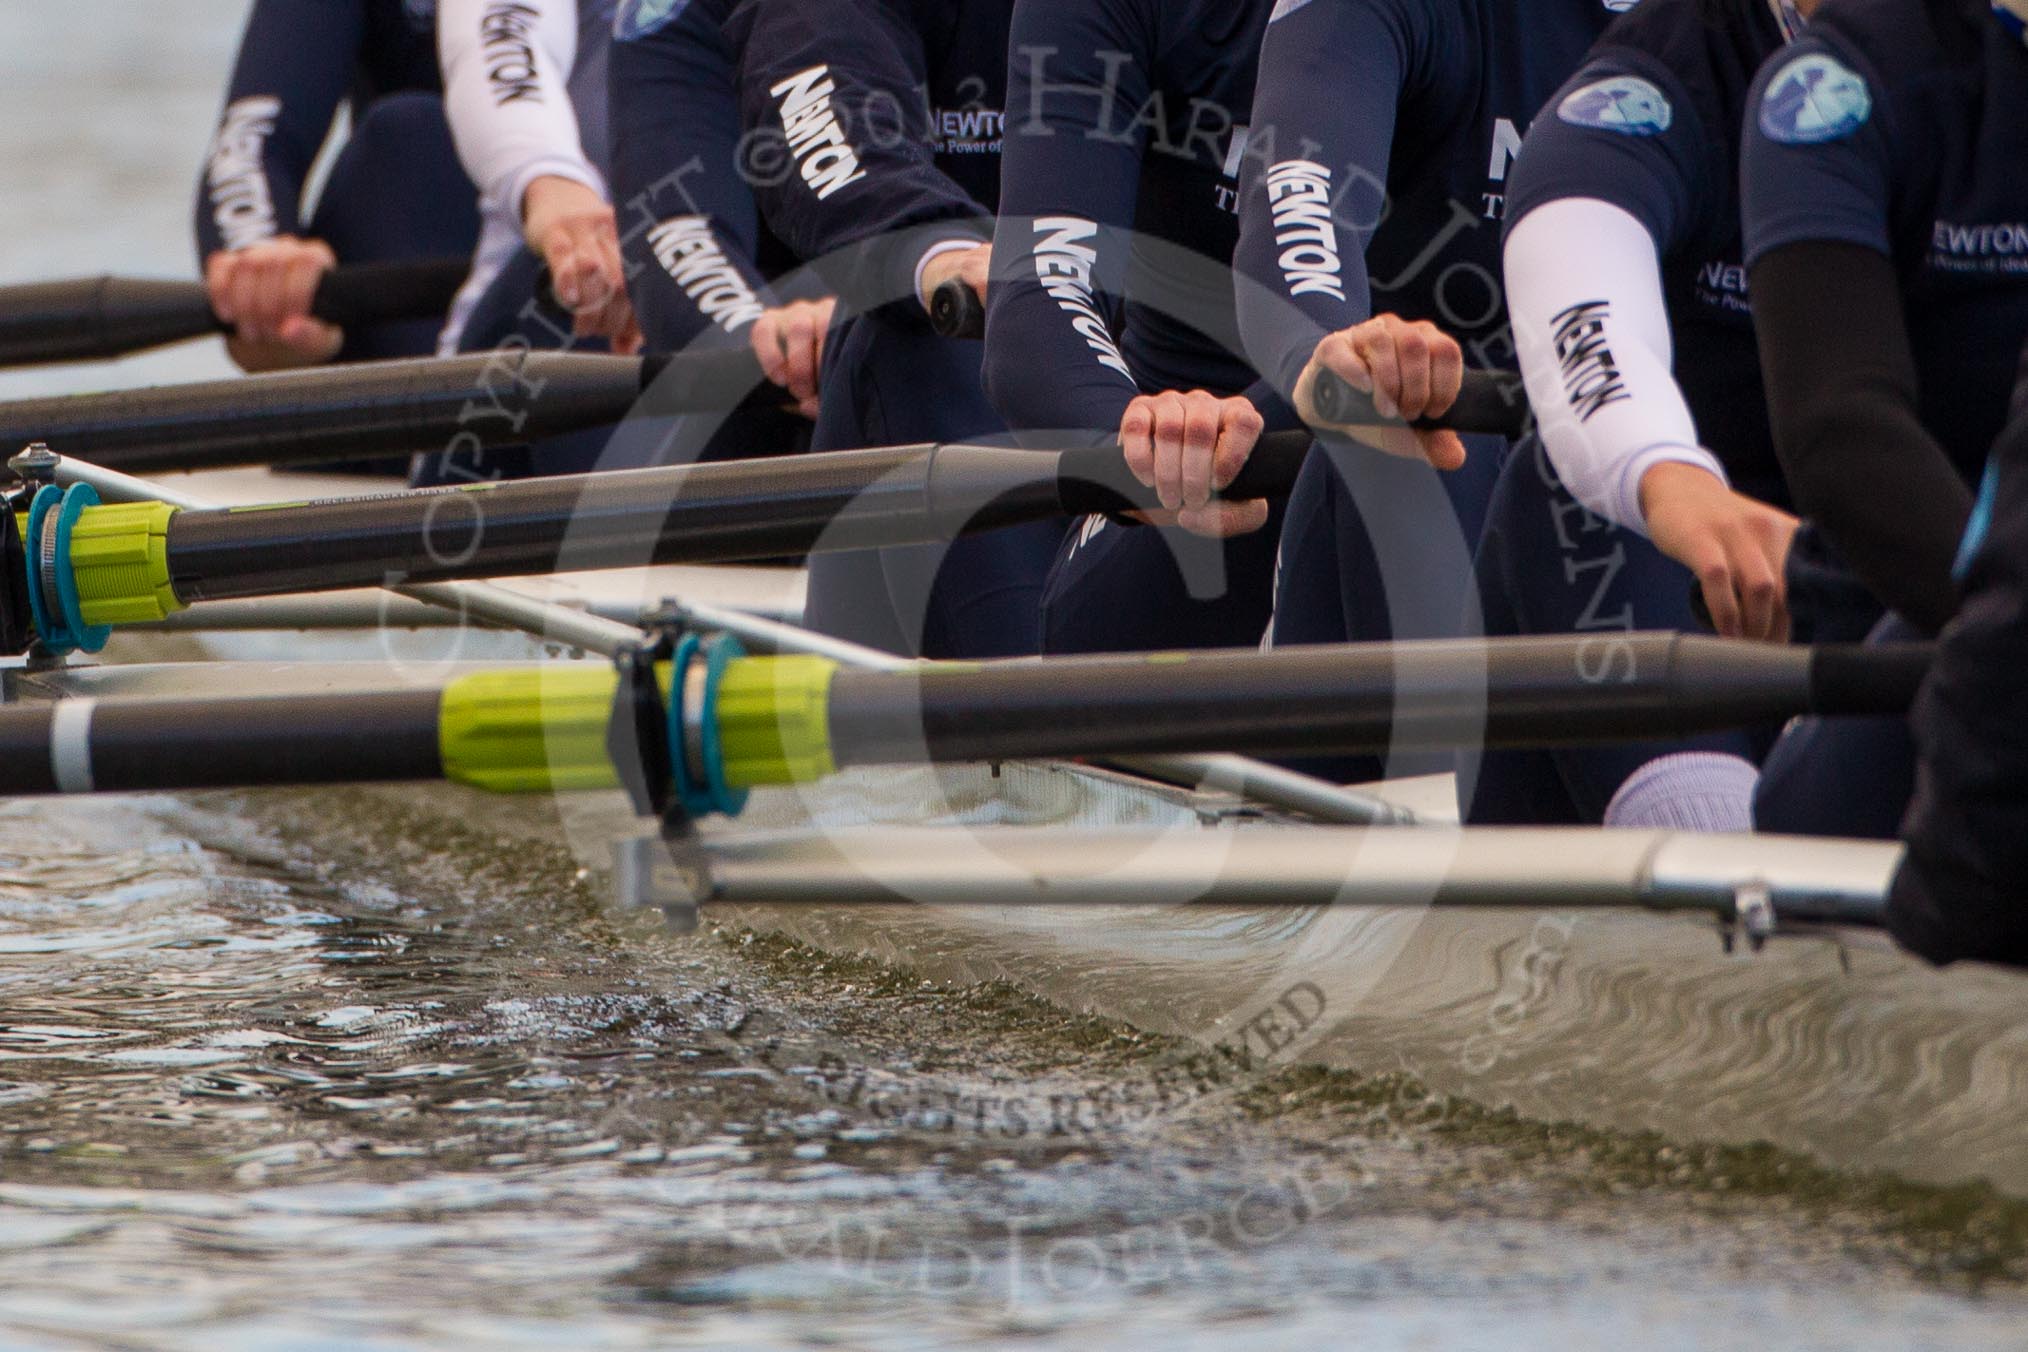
<box><xmin>1420</xmin><ymin>430</ymin><xmax>1467</xmax><ymax>472</ymax></box>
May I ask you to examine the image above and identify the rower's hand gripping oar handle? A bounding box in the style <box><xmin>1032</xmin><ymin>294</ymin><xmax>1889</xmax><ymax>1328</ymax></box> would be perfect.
<box><xmin>929</xmin><ymin>277</ymin><xmax>1525</xmax><ymax>438</ymax></box>
<box><xmin>1305</xmin><ymin>367</ymin><xmax>1530</xmax><ymax>438</ymax></box>
<box><xmin>929</xmin><ymin>279</ymin><xmax>987</xmax><ymax>340</ymax></box>
<box><xmin>1053</xmin><ymin>430</ymin><xmax>1314</xmax><ymax>517</ymax></box>
<box><xmin>0</xmin><ymin>259</ymin><xmax>473</xmax><ymax>368</ymax></box>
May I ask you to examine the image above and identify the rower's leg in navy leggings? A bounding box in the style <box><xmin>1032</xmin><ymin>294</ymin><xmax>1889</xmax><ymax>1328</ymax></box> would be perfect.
<box><xmin>1754</xmin><ymin>614</ymin><xmax>1921</xmax><ymax>839</ymax></box>
<box><xmin>1455</xmin><ymin>466</ymin><xmax>1578</xmax><ymax>825</ymax></box>
<box><xmin>1271</xmin><ymin>435</ymin><xmax>1504</xmax><ymax>647</ymax></box>
<box><xmin>802</xmin><ymin>318</ymin><xmax>911</xmax><ymax>653</ymax></box>
<box><xmin>408</xmin><ymin>248</ymin><xmax>619</xmax><ymax>485</ymax></box>
<box><xmin>307</xmin><ymin>93</ymin><xmax>478</xmax><ymax>364</ymax></box>
<box><xmin>1461</xmin><ymin>439</ymin><xmax>1765</xmax><ymax>824</ymax></box>
<box><xmin>806</xmin><ymin>315</ymin><xmax>1060</xmax><ymax>659</ymax></box>
<box><xmin>301</xmin><ymin>94</ymin><xmax>477</xmax><ymax>474</ymax></box>
<box><xmin>1039</xmin><ymin>504</ymin><xmax>1285</xmax><ymax>655</ymax></box>
<box><xmin>1266</xmin><ymin>433</ymin><xmax>1506</xmax><ymax>785</ymax></box>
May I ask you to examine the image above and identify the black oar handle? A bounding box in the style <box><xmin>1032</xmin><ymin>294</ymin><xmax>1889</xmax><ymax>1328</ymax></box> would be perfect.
<box><xmin>300</xmin><ymin>257</ymin><xmax>471</xmax><ymax>332</ymax></box>
<box><xmin>1308</xmin><ymin>368</ymin><xmax>1529</xmax><ymax>438</ymax></box>
<box><xmin>1054</xmin><ymin>430</ymin><xmax>1312</xmax><ymax>517</ymax></box>
<box><xmin>1810</xmin><ymin>641</ymin><xmax>1933</xmax><ymax>716</ymax></box>
<box><xmin>929</xmin><ymin>278</ymin><xmax>987</xmax><ymax>340</ymax></box>
<box><xmin>0</xmin><ymin>351</ymin><xmax>669</xmax><ymax>474</ymax></box>
<box><xmin>0</xmin><ymin>278</ymin><xmax>215</xmax><ymax>368</ymax></box>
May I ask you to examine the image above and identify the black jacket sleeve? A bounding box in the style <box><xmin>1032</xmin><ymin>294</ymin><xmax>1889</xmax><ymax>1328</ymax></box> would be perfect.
<box><xmin>1749</xmin><ymin>240</ymin><xmax>1973</xmax><ymax>634</ymax></box>
<box><xmin>1888</xmin><ymin>342</ymin><xmax>2028</xmax><ymax>966</ymax></box>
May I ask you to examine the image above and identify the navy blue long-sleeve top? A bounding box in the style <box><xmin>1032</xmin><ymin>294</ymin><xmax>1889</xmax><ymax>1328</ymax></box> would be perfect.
<box><xmin>609</xmin><ymin>0</ymin><xmax>801</xmax><ymax>352</ymax></box>
<box><xmin>984</xmin><ymin>0</ymin><xmax>1282</xmax><ymax>439</ymax></box>
<box><xmin>1233</xmin><ymin>0</ymin><xmax>1615</xmax><ymax>403</ymax></box>
<box><xmin>195</xmin><ymin>0</ymin><xmax>442</xmax><ymax>261</ymax></box>
<box><xmin>1744</xmin><ymin>0</ymin><xmax>2028</xmax><ymax>476</ymax></box>
<box><xmin>1741</xmin><ymin>0</ymin><xmax>2028</xmax><ymax>628</ymax></box>
<box><xmin>723</xmin><ymin>0</ymin><xmax>1012</xmax><ymax>322</ymax></box>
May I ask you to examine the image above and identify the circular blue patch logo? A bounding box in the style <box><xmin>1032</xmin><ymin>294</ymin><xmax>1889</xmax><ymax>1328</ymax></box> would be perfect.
<box><xmin>1558</xmin><ymin>76</ymin><xmax>1674</xmax><ymax>136</ymax></box>
<box><xmin>615</xmin><ymin>0</ymin><xmax>690</xmax><ymax>41</ymax></box>
<box><xmin>1758</xmin><ymin>52</ymin><xmax>1873</xmax><ymax>144</ymax></box>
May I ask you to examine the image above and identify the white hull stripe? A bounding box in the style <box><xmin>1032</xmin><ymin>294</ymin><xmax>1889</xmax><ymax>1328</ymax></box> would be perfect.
<box><xmin>49</xmin><ymin>699</ymin><xmax>95</xmax><ymax>794</ymax></box>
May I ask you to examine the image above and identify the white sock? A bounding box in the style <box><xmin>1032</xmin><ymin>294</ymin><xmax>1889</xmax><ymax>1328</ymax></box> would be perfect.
<box><xmin>1603</xmin><ymin>752</ymin><xmax>1759</xmax><ymax>833</ymax></box>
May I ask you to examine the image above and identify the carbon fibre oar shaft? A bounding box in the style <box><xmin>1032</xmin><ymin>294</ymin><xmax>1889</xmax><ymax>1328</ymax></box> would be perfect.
<box><xmin>817</xmin><ymin>633</ymin><xmax>1928</xmax><ymax>765</ymax></box>
<box><xmin>0</xmin><ymin>633</ymin><xmax>1930</xmax><ymax>801</ymax></box>
<box><xmin>0</xmin><ymin>347</ymin><xmax>762</xmax><ymax>473</ymax></box>
<box><xmin>22</xmin><ymin>433</ymin><xmax>1315</xmax><ymax>644</ymax></box>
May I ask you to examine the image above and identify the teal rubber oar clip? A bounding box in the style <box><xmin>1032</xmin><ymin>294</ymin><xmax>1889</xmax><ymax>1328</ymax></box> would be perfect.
<box><xmin>24</xmin><ymin>482</ymin><xmax>111</xmax><ymax>654</ymax></box>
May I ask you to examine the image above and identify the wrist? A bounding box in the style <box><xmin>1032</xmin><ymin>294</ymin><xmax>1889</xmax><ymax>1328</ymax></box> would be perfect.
<box><xmin>519</xmin><ymin>171</ymin><xmax>607</xmax><ymax>230</ymax></box>
<box><xmin>1629</xmin><ymin>448</ymin><xmax>1729</xmax><ymax>531</ymax></box>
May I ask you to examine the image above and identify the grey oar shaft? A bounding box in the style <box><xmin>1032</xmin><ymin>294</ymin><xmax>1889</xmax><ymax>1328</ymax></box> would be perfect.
<box><xmin>0</xmin><ymin>351</ymin><xmax>657</xmax><ymax>471</ymax></box>
<box><xmin>673</xmin><ymin>600</ymin><xmax>1411</xmax><ymax>825</ymax></box>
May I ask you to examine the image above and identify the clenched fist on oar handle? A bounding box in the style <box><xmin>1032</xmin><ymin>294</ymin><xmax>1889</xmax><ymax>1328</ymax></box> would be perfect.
<box><xmin>1292</xmin><ymin>314</ymin><xmax>1470</xmax><ymax>472</ymax></box>
<box><xmin>205</xmin><ymin>235</ymin><xmax>345</xmax><ymax>372</ymax></box>
<box><xmin>1118</xmin><ymin>389</ymin><xmax>1271</xmax><ymax>539</ymax></box>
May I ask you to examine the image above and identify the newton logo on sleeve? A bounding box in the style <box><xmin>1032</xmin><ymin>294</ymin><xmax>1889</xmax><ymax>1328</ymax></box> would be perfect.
<box><xmin>1758</xmin><ymin>51</ymin><xmax>1873</xmax><ymax>144</ymax></box>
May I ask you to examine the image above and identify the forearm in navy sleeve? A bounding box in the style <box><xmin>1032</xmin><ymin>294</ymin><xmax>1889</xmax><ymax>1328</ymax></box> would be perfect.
<box><xmin>610</xmin><ymin>7</ymin><xmax>776</xmax><ymax>351</ymax></box>
<box><xmin>194</xmin><ymin>0</ymin><xmax>365</xmax><ymax>260</ymax></box>
<box><xmin>982</xmin><ymin>0</ymin><xmax>1150</xmax><ymax>438</ymax></box>
<box><xmin>737</xmin><ymin>0</ymin><xmax>989</xmax><ymax>318</ymax></box>
<box><xmin>1233</xmin><ymin>0</ymin><xmax>1416</xmax><ymax>402</ymax></box>
<box><xmin>1750</xmin><ymin>240</ymin><xmax>1973</xmax><ymax>634</ymax></box>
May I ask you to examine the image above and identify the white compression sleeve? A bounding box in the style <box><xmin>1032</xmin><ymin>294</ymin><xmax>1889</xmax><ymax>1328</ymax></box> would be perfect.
<box><xmin>439</xmin><ymin>0</ymin><xmax>605</xmax><ymax>229</ymax></box>
<box><xmin>1505</xmin><ymin>198</ymin><xmax>1726</xmax><ymax>534</ymax></box>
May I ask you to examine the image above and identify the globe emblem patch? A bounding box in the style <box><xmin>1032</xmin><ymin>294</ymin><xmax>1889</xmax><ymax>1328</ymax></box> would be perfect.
<box><xmin>1558</xmin><ymin>75</ymin><xmax>1674</xmax><ymax>136</ymax></box>
<box><xmin>616</xmin><ymin>0</ymin><xmax>690</xmax><ymax>41</ymax></box>
<box><xmin>1759</xmin><ymin>51</ymin><xmax>1873</xmax><ymax>144</ymax></box>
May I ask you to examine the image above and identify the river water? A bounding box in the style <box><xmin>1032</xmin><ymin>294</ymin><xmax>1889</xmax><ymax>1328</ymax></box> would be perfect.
<box><xmin>0</xmin><ymin>6</ymin><xmax>2025</xmax><ymax>1350</ymax></box>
